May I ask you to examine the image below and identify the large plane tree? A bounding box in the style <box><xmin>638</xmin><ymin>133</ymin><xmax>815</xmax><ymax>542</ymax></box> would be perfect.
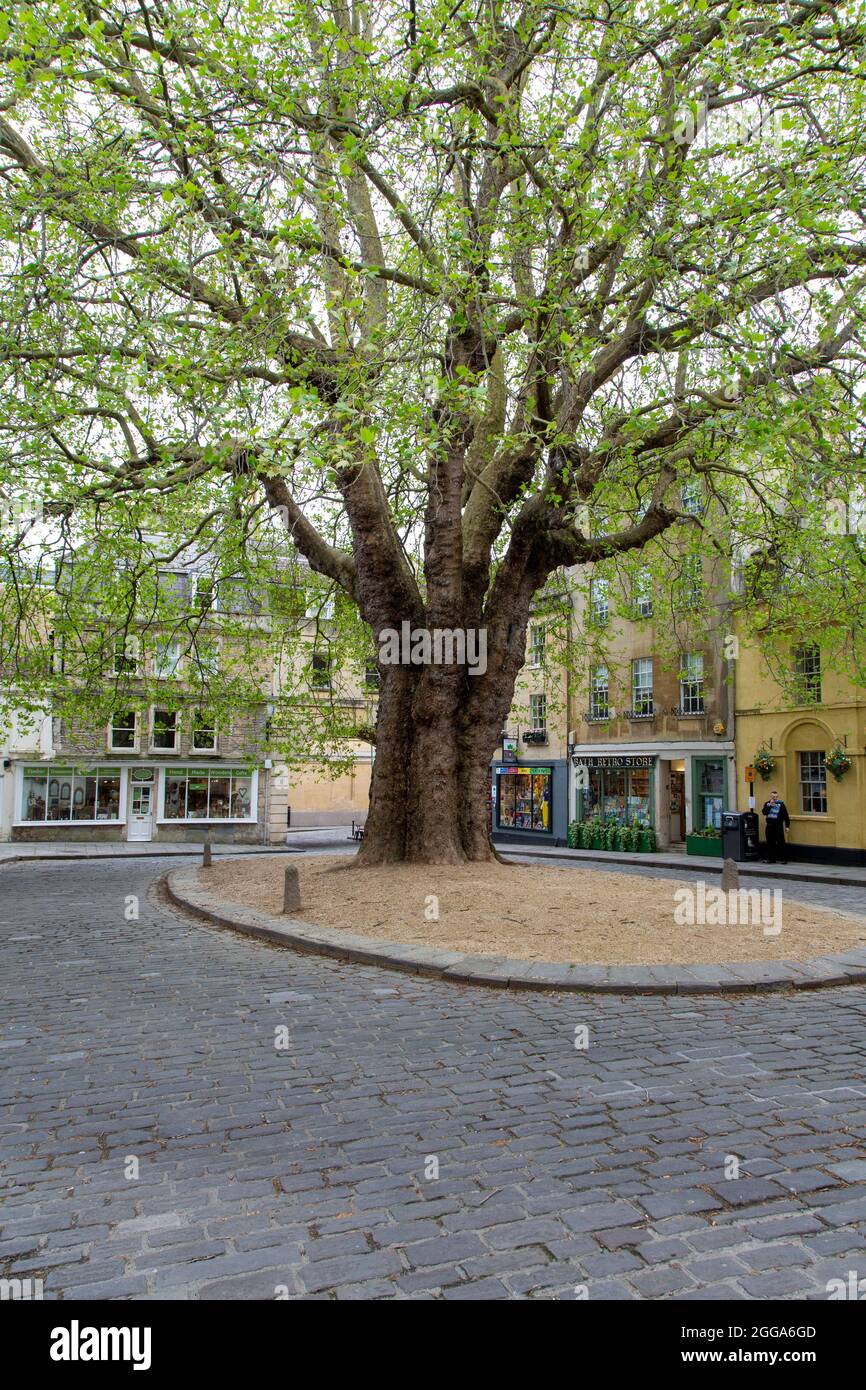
<box><xmin>1</xmin><ymin>0</ymin><xmax>865</xmax><ymax>862</ymax></box>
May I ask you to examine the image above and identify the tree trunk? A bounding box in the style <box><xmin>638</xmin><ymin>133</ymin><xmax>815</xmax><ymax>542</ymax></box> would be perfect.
<box><xmin>357</xmin><ymin>660</ymin><xmax>509</xmax><ymax>866</ymax></box>
<box><xmin>354</xmin><ymin>531</ymin><xmax>544</xmax><ymax>864</ymax></box>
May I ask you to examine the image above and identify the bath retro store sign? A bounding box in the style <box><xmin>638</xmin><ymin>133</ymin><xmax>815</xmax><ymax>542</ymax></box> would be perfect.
<box><xmin>571</xmin><ymin>755</ymin><xmax>655</xmax><ymax>769</ymax></box>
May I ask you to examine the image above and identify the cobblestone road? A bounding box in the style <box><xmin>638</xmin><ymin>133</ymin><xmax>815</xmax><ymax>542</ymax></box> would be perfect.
<box><xmin>1</xmin><ymin>859</ymin><xmax>866</xmax><ymax>1301</ymax></box>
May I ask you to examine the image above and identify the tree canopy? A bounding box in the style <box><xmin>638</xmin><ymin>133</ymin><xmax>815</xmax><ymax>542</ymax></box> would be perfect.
<box><xmin>1</xmin><ymin>0</ymin><xmax>865</xmax><ymax>859</ymax></box>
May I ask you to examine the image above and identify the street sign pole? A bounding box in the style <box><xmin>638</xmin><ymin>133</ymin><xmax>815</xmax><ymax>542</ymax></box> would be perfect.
<box><xmin>745</xmin><ymin>764</ymin><xmax>756</xmax><ymax>811</ymax></box>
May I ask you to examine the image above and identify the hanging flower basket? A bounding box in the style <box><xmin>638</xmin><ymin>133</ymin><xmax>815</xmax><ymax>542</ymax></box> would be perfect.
<box><xmin>753</xmin><ymin>747</ymin><xmax>775</xmax><ymax>780</ymax></box>
<box><xmin>826</xmin><ymin>745</ymin><xmax>852</xmax><ymax>782</ymax></box>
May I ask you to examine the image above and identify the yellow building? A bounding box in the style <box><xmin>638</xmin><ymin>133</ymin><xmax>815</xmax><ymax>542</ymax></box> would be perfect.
<box><xmin>734</xmin><ymin>635</ymin><xmax>866</xmax><ymax>866</ymax></box>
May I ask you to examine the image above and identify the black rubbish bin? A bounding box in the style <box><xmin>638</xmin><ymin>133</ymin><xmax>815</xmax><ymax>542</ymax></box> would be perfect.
<box><xmin>721</xmin><ymin>810</ymin><xmax>760</xmax><ymax>862</ymax></box>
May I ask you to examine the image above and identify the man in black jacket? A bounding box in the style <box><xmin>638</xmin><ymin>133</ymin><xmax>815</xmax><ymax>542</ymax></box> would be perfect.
<box><xmin>762</xmin><ymin>790</ymin><xmax>791</xmax><ymax>864</ymax></box>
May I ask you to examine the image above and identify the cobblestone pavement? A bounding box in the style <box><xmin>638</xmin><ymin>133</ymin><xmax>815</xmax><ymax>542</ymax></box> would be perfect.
<box><xmin>2</xmin><ymin>859</ymin><xmax>866</xmax><ymax>1301</ymax></box>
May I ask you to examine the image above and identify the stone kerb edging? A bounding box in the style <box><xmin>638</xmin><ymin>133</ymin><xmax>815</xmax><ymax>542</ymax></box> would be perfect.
<box><xmin>165</xmin><ymin>866</ymin><xmax>866</xmax><ymax>996</ymax></box>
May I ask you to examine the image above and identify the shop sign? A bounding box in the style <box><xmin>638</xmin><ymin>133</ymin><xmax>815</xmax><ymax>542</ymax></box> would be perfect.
<box><xmin>496</xmin><ymin>765</ymin><xmax>552</xmax><ymax>776</ymax></box>
<box><xmin>572</xmin><ymin>754</ymin><xmax>655</xmax><ymax>770</ymax></box>
<box><xmin>501</xmin><ymin>736</ymin><xmax>518</xmax><ymax>765</ymax></box>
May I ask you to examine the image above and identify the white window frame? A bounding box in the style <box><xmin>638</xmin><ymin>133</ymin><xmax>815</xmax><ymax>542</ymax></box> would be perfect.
<box><xmin>529</xmin><ymin>625</ymin><xmax>545</xmax><ymax>667</ymax></box>
<box><xmin>150</xmin><ymin>707</ymin><xmax>180</xmax><ymax>753</ymax></box>
<box><xmin>681</xmin><ymin>480</ymin><xmax>703</xmax><ymax>516</ymax></box>
<box><xmin>589</xmin><ymin>666</ymin><xmax>610</xmax><ymax>721</ymax></box>
<box><xmin>108</xmin><ymin>710</ymin><xmax>139</xmax><ymax>753</ymax></box>
<box><xmin>678</xmin><ymin>555</ymin><xmax>703</xmax><ymax>610</ymax></box>
<box><xmin>190</xmin><ymin>712</ymin><xmax>218</xmax><ymax>753</ymax></box>
<box><xmin>793</xmin><ymin>643</ymin><xmax>822</xmax><ymax>705</ymax></box>
<box><xmin>529</xmin><ymin>693</ymin><xmax>547</xmax><ymax>732</ymax></box>
<box><xmin>631</xmin><ymin>658</ymin><xmax>654</xmax><ymax>717</ymax></box>
<box><xmin>157</xmin><ymin>569</ymin><xmax>193</xmax><ymax>608</ymax></box>
<box><xmin>311</xmin><ymin>649</ymin><xmax>331</xmax><ymax>688</ymax></box>
<box><xmin>634</xmin><ymin>569</ymin><xmax>653</xmax><ymax>618</ymax></box>
<box><xmin>679</xmin><ymin>652</ymin><xmax>705</xmax><ymax>715</ymax></box>
<box><xmin>110</xmin><ymin>635</ymin><xmax>141</xmax><ymax>678</ymax></box>
<box><xmin>190</xmin><ymin>636</ymin><xmax>220</xmax><ymax>679</ymax></box>
<box><xmin>798</xmin><ymin>750</ymin><xmax>827</xmax><ymax>815</ymax></box>
<box><xmin>590</xmin><ymin>578</ymin><xmax>609</xmax><ymax>626</ymax></box>
<box><xmin>154</xmin><ymin>638</ymin><xmax>182</xmax><ymax>680</ymax></box>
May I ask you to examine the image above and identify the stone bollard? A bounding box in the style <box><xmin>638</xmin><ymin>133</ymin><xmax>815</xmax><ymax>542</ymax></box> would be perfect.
<box><xmin>202</xmin><ymin>837</ymin><xmax>212</xmax><ymax>869</ymax></box>
<box><xmin>283</xmin><ymin>865</ymin><xmax>301</xmax><ymax>915</ymax></box>
<box><xmin>721</xmin><ymin>856</ymin><xmax>739</xmax><ymax>893</ymax></box>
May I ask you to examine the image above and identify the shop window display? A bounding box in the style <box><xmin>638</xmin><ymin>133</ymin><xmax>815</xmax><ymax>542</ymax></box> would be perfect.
<box><xmin>579</xmin><ymin>766</ymin><xmax>651</xmax><ymax>827</ymax></box>
<box><xmin>163</xmin><ymin>767</ymin><xmax>255</xmax><ymax>821</ymax></box>
<box><xmin>20</xmin><ymin>766</ymin><xmax>120</xmax><ymax>822</ymax></box>
<box><xmin>496</xmin><ymin>767</ymin><xmax>552</xmax><ymax>833</ymax></box>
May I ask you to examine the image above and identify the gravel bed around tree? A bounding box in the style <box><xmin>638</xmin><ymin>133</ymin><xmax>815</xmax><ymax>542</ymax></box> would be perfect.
<box><xmin>200</xmin><ymin>856</ymin><xmax>866</xmax><ymax>966</ymax></box>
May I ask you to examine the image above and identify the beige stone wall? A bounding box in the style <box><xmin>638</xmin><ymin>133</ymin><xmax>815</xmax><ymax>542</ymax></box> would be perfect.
<box><xmin>566</xmin><ymin>562</ymin><xmax>733</xmax><ymax>746</ymax></box>
<box><xmin>55</xmin><ymin>706</ymin><xmax>267</xmax><ymax>762</ymax></box>
<box><xmin>268</xmin><ymin>757</ymin><xmax>372</xmax><ymax>835</ymax></box>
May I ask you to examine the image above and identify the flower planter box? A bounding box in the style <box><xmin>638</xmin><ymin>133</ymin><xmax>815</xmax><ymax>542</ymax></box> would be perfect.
<box><xmin>636</xmin><ymin>831</ymin><xmax>656</xmax><ymax>853</ymax></box>
<box><xmin>686</xmin><ymin>833</ymin><xmax>722</xmax><ymax>857</ymax></box>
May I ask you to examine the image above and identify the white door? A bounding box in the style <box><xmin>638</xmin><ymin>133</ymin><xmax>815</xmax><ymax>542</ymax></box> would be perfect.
<box><xmin>127</xmin><ymin>778</ymin><xmax>154</xmax><ymax>841</ymax></box>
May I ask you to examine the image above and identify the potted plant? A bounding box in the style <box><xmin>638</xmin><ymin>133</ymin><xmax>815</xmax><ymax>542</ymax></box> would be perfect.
<box><xmin>826</xmin><ymin>744</ymin><xmax>852</xmax><ymax>782</ymax></box>
<box><xmin>567</xmin><ymin>820</ymin><xmax>579</xmax><ymax>848</ymax></box>
<box><xmin>638</xmin><ymin>825</ymin><xmax>657</xmax><ymax>853</ymax></box>
<box><xmin>753</xmin><ymin>747</ymin><xmax>775</xmax><ymax>781</ymax></box>
<box><xmin>686</xmin><ymin>825</ymin><xmax>723</xmax><ymax>857</ymax></box>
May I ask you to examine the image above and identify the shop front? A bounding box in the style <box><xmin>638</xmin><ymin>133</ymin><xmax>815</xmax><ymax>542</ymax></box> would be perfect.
<box><xmin>11</xmin><ymin>761</ymin><xmax>264</xmax><ymax>843</ymax></box>
<box><xmin>573</xmin><ymin>754</ymin><xmax>655</xmax><ymax>827</ymax></box>
<box><xmin>569</xmin><ymin>746</ymin><xmax>734</xmax><ymax>846</ymax></box>
<box><xmin>490</xmin><ymin>760</ymin><xmax>569</xmax><ymax>845</ymax></box>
